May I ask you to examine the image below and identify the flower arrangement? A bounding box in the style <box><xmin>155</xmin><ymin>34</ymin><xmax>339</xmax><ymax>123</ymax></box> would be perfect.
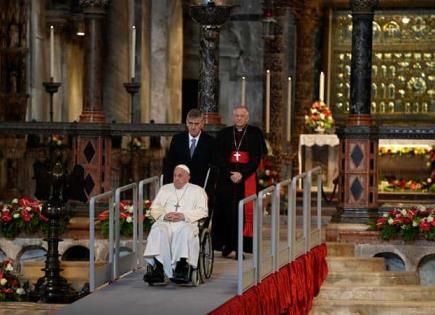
<box><xmin>370</xmin><ymin>206</ymin><xmax>435</xmax><ymax>241</ymax></box>
<box><xmin>48</xmin><ymin>134</ymin><xmax>64</xmax><ymax>147</ymax></box>
<box><xmin>378</xmin><ymin>177</ymin><xmax>435</xmax><ymax>193</ymax></box>
<box><xmin>99</xmin><ymin>200</ymin><xmax>154</xmax><ymax>238</ymax></box>
<box><xmin>0</xmin><ymin>259</ymin><xmax>29</xmax><ymax>302</ymax></box>
<box><xmin>257</xmin><ymin>158</ymin><xmax>279</xmax><ymax>191</ymax></box>
<box><xmin>378</xmin><ymin>146</ymin><xmax>431</xmax><ymax>156</ymax></box>
<box><xmin>130</xmin><ymin>137</ymin><xmax>146</xmax><ymax>151</ymax></box>
<box><xmin>0</xmin><ymin>198</ymin><xmax>48</xmax><ymax>238</ymax></box>
<box><xmin>304</xmin><ymin>101</ymin><xmax>334</xmax><ymax>133</ymax></box>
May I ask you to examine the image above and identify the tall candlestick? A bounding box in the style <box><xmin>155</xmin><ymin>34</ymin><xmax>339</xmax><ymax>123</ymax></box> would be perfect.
<box><xmin>240</xmin><ymin>76</ymin><xmax>246</xmax><ymax>105</ymax></box>
<box><xmin>50</xmin><ymin>25</ymin><xmax>54</xmax><ymax>79</ymax></box>
<box><xmin>131</xmin><ymin>25</ymin><xmax>136</xmax><ymax>80</ymax></box>
<box><xmin>287</xmin><ymin>76</ymin><xmax>292</xmax><ymax>142</ymax></box>
<box><xmin>319</xmin><ymin>71</ymin><xmax>325</xmax><ymax>102</ymax></box>
<box><xmin>265</xmin><ymin>70</ymin><xmax>270</xmax><ymax>134</ymax></box>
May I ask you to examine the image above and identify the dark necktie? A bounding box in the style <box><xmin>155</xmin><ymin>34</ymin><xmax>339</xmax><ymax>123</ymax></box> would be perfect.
<box><xmin>190</xmin><ymin>138</ymin><xmax>196</xmax><ymax>157</ymax></box>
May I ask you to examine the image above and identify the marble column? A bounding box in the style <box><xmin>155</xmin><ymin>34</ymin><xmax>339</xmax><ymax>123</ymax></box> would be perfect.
<box><xmin>336</xmin><ymin>0</ymin><xmax>379</xmax><ymax>223</ymax></box>
<box><xmin>79</xmin><ymin>0</ymin><xmax>107</xmax><ymax>123</ymax></box>
<box><xmin>290</xmin><ymin>0</ymin><xmax>324</xmax><ymax>172</ymax></box>
<box><xmin>263</xmin><ymin>3</ymin><xmax>291</xmax><ymax>174</ymax></box>
<box><xmin>189</xmin><ymin>1</ymin><xmax>234</xmax><ymax>124</ymax></box>
<box><xmin>74</xmin><ymin>0</ymin><xmax>111</xmax><ymax>198</ymax></box>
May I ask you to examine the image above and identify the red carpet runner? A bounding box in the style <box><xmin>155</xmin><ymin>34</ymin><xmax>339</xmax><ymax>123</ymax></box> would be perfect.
<box><xmin>208</xmin><ymin>244</ymin><xmax>328</xmax><ymax>315</ymax></box>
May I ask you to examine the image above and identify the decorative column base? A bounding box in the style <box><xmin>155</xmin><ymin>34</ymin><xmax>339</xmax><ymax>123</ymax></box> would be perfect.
<box><xmin>79</xmin><ymin>111</ymin><xmax>106</xmax><ymax>123</ymax></box>
<box><xmin>334</xmin><ymin>124</ymin><xmax>379</xmax><ymax>223</ymax></box>
<box><xmin>203</xmin><ymin>112</ymin><xmax>221</xmax><ymax>124</ymax></box>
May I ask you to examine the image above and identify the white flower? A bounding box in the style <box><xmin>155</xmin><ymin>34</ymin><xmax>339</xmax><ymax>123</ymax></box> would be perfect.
<box><xmin>12</xmin><ymin>199</ymin><xmax>18</xmax><ymax>204</ymax></box>
<box><xmin>259</xmin><ymin>179</ymin><xmax>264</xmax><ymax>185</ymax></box>
<box><xmin>0</xmin><ymin>278</ymin><xmax>7</xmax><ymax>286</ymax></box>
<box><xmin>126</xmin><ymin>206</ymin><xmax>133</xmax><ymax>214</ymax></box>
<box><xmin>319</xmin><ymin>113</ymin><xmax>325</xmax><ymax>120</ymax></box>
<box><xmin>13</xmin><ymin>213</ymin><xmax>20</xmax><ymax>219</ymax></box>
<box><xmin>388</xmin><ymin>218</ymin><xmax>394</xmax><ymax>225</ymax></box>
<box><xmin>16</xmin><ymin>288</ymin><xmax>25</xmax><ymax>295</ymax></box>
<box><xmin>5</xmin><ymin>263</ymin><xmax>13</xmax><ymax>272</ymax></box>
<box><xmin>126</xmin><ymin>216</ymin><xmax>133</xmax><ymax>223</ymax></box>
<box><xmin>401</xmin><ymin>209</ymin><xmax>407</xmax><ymax>216</ymax></box>
<box><xmin>2</xmin><ymin>206</ymin><xmax>9</xmax><ymax>212</ymax></box>
<box><xmin>265</xmin><ymin>170</ymin><xmax>270</xmax><ymax>176</ymax></box>
<box><xmin>428</xmin><ymin>216</ymin><xmax>434</xmax><ymax>222</ymax></box>
<box><xmin>383</xmin><ymin>213</ymin><xmax>388</xmax><ymax>217</ymax></box>
<box><xmin>25</xmin><ymin>206</ymin><xmax>32</xmax><ymax>212</ymax></box>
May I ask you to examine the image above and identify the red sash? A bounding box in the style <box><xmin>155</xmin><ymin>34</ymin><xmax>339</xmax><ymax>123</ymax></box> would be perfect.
<box><xmin>230</xmin><ymin>151</ymin><xmax>256</xmax><ymax>237</ymax></box>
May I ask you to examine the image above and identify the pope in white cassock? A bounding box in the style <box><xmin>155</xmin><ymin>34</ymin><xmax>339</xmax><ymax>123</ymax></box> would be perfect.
<box><xmin>143</xmin><ymin>164</ymin><xmax>208</xmax><ymax>284</ymax></box>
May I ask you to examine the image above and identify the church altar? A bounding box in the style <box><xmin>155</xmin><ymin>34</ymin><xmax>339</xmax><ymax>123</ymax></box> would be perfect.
<box><xmin>298</xmin><ymin>134</ymin><xmax>339</xmax><ymax>189</ymax></box>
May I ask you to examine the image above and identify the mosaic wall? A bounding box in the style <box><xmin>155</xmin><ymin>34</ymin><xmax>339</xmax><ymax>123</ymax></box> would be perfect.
<box><xmin>330</xmin><ymin>10</ymin><xmax>435</xmax><ymax>116</ymax></box>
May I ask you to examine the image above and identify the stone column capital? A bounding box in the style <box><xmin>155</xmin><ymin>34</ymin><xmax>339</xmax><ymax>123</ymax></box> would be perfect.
<box><xmin>79</xmin><ymin>0</ymin><xmax>108</xmax><ymax>14</ymax></box>
<box><xmin>290</xmin><ymin>0</ymin><xmax>323</xmax><ymax>23</ymax></box>
<box><xmin>350</xmin><ymin>0</ymin><xmax>379</xmax><ymax>13</ymax></box>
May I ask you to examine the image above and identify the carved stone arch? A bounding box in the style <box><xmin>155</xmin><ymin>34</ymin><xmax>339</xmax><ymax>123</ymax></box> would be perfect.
<box><xmin>61</xmin><ymin>244</ymin><xmax>90</xmax><ymax>261</ymax></box>
<box><xmin>0</xmin><ymin>248</ymin><xmax>7</xmax><ymax>261</ymax></box>
<box><xmin>374</xmin><ymin>251</ymin><xmax>406</xmax><ymax>271</ymax></box>
<box><xmin>417</xmin><ymin>253</ymin><xmax>435</xmax><ymax>285</ymax></box>
<box><xmin>16</xmin><ymin>245</ymin><xmax>47</xmax><ymax>272</ymax></box>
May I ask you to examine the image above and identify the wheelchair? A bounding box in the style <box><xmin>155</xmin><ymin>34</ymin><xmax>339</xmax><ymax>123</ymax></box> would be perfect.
<box><xmin>147</xmin><ymin>168</ymin><xmax>216</xmax><ymax>286</ymax></box>
<box><xmin>189</xmin><ymin>216</ymin><xmax>213</xmax><ymax>286</ymax></box>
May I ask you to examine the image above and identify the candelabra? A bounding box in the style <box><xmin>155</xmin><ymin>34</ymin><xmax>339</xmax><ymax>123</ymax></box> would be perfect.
<box><xmin>43</xmin><ymin>78</ymin><xmax>61</xmax><ymax>123</ymax></box>
<box><xmin>33</xmin><ymin>162</ymin><xmax>82</xmax><ymax>303</ymax></box>
<box><xmin>123</xmin><ymin>79</ymin><xmax>141</xmax><ymax>124</ymax></box>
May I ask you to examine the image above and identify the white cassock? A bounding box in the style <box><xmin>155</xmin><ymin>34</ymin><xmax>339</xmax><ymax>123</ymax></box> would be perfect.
<box><xmin>143</xmin><ymin>183</ymin><xmax>208</xmax><ymax>278</ymax></box>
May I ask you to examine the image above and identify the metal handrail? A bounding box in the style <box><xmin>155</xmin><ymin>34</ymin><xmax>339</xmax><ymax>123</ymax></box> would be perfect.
<box><xmin>89</xmin><ymin>190</ymin><xmax>113</xmax><ymax>292</ymax></box>
<box><xmin>257</xmin><ymin>185</ymin><xmax>276</xmax><ymax>281</ymax></box>
<box><xmin>114</xmin><ymin>183</ymin><xmax>137</xmax><ymax>278</ymax></box>
<box><xmin>237</xmin><ymin>194</ymin><xmax>258</xmax><ymax>296</ymax></box>
<box><xmin>308</xmin><ymin>166</ymin><xmax>323</xmax><ymax>247</ymax></box>
<box><xmin>274</xmin><ymin>178</ymin><xmax>292</xmax><ymax>270</ymax></box>
<box><xmin>138</xmin><ymin>176</ymin><xmax>160</xmax><ymax>267</ymax></box>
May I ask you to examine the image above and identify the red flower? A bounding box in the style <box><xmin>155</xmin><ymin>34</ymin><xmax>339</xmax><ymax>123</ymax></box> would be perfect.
<box><xmin>98</xmin><ymin>210</ymin><xmax>109</xmax><ymax>221</ymax></box>
<box><xmin>21</xmin><ymin>211</ymin><xmax>32</xmax><ymax>222</ymax></box>
<box><xmin>1</xmin><ymin>212</ymin><xmax>12</xmax><ymax>223</ymax></box>
<box><xmin>420</xmin><ymin>221</ymin><xmax>431</xmax><ymax>232</ymax></box>
<box><xmin>376</xmin><ymin>217</ymin><xmax>386</xmax><ymax>229</ymax></box>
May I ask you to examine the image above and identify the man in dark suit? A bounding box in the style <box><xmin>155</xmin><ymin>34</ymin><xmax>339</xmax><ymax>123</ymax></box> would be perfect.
<box><xmin>163</xmin><ymin>109</ymin><xmax>215</xmax><ymax>187</ymax></box>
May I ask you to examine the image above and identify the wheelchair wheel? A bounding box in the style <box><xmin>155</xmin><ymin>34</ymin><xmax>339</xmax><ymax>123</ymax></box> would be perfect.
<box><xmin>191</xmin><ymin>268</ymin><xmax>200</xmax><ymax>287</ymax></box>
<box><xmin>199</xmin><ymin>228</ymin><xmax>214</xmax><ymax>282</ymax></box>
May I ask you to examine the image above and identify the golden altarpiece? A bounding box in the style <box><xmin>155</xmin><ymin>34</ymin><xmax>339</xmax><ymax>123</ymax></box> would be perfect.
<box><xmin>329</xmin><ymin>9</ymin><xmax>435</xmax><ymax>198</ymax></box>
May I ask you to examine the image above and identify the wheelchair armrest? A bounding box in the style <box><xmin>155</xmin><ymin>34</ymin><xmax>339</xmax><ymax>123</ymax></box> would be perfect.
<box><xmin>197</xmin><ymin>217</ymin><xmax>210</xmax><ymax>231</ymax></box>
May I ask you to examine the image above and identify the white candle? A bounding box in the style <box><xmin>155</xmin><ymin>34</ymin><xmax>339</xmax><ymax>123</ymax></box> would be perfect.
<box><xmin>50</xmin><ymin>25</ymin><xmax>54</xmax><ymax>79</ymax></box>
<box><xmin>287</xmin><ymin>77</ymin><xmax>292</xmax><ymax>142</ymax></box>
<box><xmin>319</xmin><ymin>71</ymin><xmax>325</xmax><ymax>102</ymax></box>
<box><xmin>131</xmin><ymin>25</ymin><xmax>136</xmax><ymax>80</ymax></box>
<box><xmin>240</xmin><ymin>76</ymin><xmax>246</xmax><ymax>105</ymax></box>
<box><xmin>265</xmin><ymin>70</ymin><xmax>270</xmax><ymax>134</ymax></box>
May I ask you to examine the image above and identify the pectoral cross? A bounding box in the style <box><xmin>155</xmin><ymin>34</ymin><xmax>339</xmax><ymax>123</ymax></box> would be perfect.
<box><xmin>233</xmin><ymin>151</ymin><xmax>241</xmax><ymax>161</ymax></box>
<box><xmin>174</xmin><ymin>203</ymin><xmax>181</xmax><ymax>212</ymax></box>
